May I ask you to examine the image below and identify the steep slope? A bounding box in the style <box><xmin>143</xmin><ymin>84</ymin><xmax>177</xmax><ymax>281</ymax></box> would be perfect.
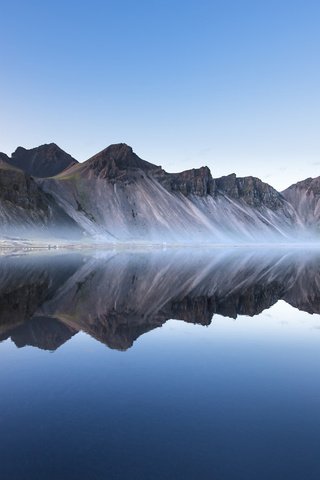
<box><xmin>0</xmin><ymin>159</ymin><xmax>82</xmax><ymax>238</ymax></box>
<box><xmin>2</xmin><ymin>143</ymin><xmax>78</xmax><ymax>178</ymax></box>
<box><xmin>40</xmin><ymin>143</ymin><xmax>301</xmax><ymax>243</ymax></box>
<box><xmin>282</xmin><ymin>177</ymin><xmax>320</xmax><ymax>231</ymax></box>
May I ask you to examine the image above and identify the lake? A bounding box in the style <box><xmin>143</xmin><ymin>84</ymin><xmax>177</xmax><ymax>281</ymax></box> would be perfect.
<box><xmin>1</xmin><ymin>247</ymin><xmax>320</xmax><ymax>479</ymax></box>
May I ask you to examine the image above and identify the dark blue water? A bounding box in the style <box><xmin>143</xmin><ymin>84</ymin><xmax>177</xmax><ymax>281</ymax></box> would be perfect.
<box><xmin>1</xmin><ymin>249</ymin><xmax>320</xmax><ymax>479</ymax></box>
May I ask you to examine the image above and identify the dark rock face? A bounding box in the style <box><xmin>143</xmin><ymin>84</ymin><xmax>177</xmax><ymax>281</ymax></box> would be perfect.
<box><xmin>0</xmin><ymin>152</ymin><xmax>10</xmax><ymax>163</ymax></box>
<box><xmin>0</xmin><ymin>161</ymin><xmax>50</xmax><ymax>213</ymax></box>
<box><xmin>214</xmin><ymin>173</ymin><xmax>287</xmax><ymax>210</ymax></box>
<box><xmin>5</xmin><ymin>143</ymin><xmax>78</xmax><ymax>178</ymax></box>
<box><xmin>0</xmin><ymin>161</ymin><xmax>83</xmax><ymax>237</ymax></box>
<box><xmin>154</xmin><ymin>166</ymin><xmax>214</xmax><ymax>197</ymax></box>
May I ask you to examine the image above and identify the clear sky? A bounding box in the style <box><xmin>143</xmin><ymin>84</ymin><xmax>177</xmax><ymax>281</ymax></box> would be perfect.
<box><xmin>1</xmin><ymin>0</ymin><xmax>319</xmax><ymax>190</ymax></box>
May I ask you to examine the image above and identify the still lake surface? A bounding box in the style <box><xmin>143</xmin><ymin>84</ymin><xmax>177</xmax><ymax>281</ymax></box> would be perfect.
<box><xmin>1</xmin><ymin>247</ymin><xmax>320</xmax><ymax>479</ymax></box>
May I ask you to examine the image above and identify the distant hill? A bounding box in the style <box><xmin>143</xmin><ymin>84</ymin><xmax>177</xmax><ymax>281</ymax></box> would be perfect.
<box><xmin>1</xmin><ymin>143</ymin><xmax>78</xmax><ymax>178</ymax></box>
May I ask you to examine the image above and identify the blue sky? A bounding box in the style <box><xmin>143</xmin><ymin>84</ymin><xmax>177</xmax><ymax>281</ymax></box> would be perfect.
<box><xmin>1</xmin><ymin>0</ymin><xmax>319</xmax><ymax>189</ymax></box>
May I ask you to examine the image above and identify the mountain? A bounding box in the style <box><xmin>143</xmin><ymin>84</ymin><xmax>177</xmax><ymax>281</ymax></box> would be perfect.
<box><xmin>39</xmin><ymin>143</ymin><xmax>301</xmax><ymax>242</ymax></box>
<box><xmin>0</xmin><ymin>158</ymin><xmax>82</xmax><ymax>238</ymax></box>
<box><xmin>2</xmin><ymin>143</ymin><xmax>78</xmax><ymax>178</ymax></box>
<box><xmin>1</xmin><ymin>141</ymin><xmax>319</xmax><ymax>243</ymax></box>
<box><xmin>282</xmin><ymin>177</ymin><xmax>320</xmax><ymax>231</ymax></box>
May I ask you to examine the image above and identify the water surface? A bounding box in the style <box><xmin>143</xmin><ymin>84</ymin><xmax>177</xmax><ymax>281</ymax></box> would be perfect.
<box><xmin>1</xmin><ymin>248</ymin><xmax>320</xmax><ymax>479</ymax></box>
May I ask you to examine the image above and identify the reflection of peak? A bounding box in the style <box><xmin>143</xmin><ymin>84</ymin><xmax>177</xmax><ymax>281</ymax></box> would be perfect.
<box><xmin>5</xmin><ymin>316</ymin><xmax>76</xmax><ymax>351</ymax></box>
<box><xmin>171</xmin><ymin>296</ymin><xmax>214</xmax><ymax>325</ymax></box>
<box><xmin>0</xmin><ymin>250</ymin><xmax>320</xmax><ymax>352</ymax></box>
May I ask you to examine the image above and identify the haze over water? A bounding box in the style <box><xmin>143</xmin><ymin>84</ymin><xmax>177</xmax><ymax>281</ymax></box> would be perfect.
<box><xmin>1</xmin><ymin>247</ymin><xmax>320</xmax><ymax>479</ymax></box>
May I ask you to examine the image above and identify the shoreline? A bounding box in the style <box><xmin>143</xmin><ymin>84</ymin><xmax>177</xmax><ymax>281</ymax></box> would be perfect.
<box><xmin>1</xmin><ymin>239</ymin><xmax>320</xmax><ymax>254</ymax></box>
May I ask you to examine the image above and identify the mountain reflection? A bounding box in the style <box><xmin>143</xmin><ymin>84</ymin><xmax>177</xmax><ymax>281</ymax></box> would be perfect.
<box><xmin>0</xmin><ymin>248</ymin><xmax>320</xmax><ymax>351</ymax></box>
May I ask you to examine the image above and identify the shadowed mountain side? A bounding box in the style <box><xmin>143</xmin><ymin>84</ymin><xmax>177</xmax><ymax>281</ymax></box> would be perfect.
<box><xmin>2</xmin><ymin>143</ymin><xmax>78</xmax><ymax>178</ymax></box>
<box><xmin>0</xmin><ymin>316</ymin><xmax>77</xmax><ymax>351</ymax></box>
<box><xmin>1</xmin><ymin>249</ymin><xmax>320</xmax><ymax>351</ymax></box>
<box><xmin>0</xmin><ymin>254</ymin><xmax>85</xmax><ymax>342</ymax></box>
<box><xmin>0</xmin><ymin>159</ymin><xmax>83</xmax><ymax>238</ymax></box>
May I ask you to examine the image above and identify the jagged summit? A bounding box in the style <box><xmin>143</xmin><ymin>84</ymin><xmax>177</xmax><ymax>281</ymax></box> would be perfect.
<box><xmin>85</xmin><ymin>143</ymin><xmax>159</xmax><ymax>176</ymax></box>
<box><xmin>5</xmin><ymin>143</ymin><xmax>78</xmax><ymax>178</ymax></box>
<box><xmin>57</xmin><ymin>143</ymin><xmax>160</xmax><ymax>180</ymax></box>
<box><xmin>155</xmin><ymin>165</ymin><xmax>214</xmax><ymax>196</ymax></box>
<box><xmin>0</xmin><ymin>152</ymin><xmax>10</xmax><ymax>164</ymax></box>
<box><xmin>214</xmin><ymin>173</ymin><xmax>288</xmax><ymax>210</ymax></box>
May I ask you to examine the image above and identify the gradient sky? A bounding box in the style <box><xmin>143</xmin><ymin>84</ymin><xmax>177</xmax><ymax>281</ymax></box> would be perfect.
<box><xmin>1</xmin><ymin>0</ymin><xmax>320</xmax><ymax>190</ymax></box>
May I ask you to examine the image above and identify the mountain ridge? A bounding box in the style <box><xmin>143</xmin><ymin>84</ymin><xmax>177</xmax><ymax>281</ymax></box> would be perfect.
<box><xmin>0</xmin><ymin>141</ymin><xmax>317</xmax><ymax>242</ymax></box>
<box><xmin>1</xmin><ymin>143</ymin><xmax>78</xmax><ymax>178</ymax></box>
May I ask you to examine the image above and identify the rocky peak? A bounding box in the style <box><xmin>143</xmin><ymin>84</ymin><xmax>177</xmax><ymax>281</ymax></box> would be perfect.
<box><xmin>6</xmin><ymin>143</ymin><xmax>78</xmax><ymax>178</ymax></box>
<box><xmin>283</xmin><ymin>177</ymin><xmax>320</xmax><ymax>196</ymax></box>
<box><xmin>85</xmin><ymin>143</ymin><xmax>159</xmax><ymax>178</ymax></box>
<box><xmin>214</xmin><ymin>173</ymin><xmax>286</xmax><ymax>210</ymax></box>
<box><xmin>0</xmin><ymin>152</ymin><xmax>10</xmax><ymax>164</ymax></box>
<box><xmin>154</xmin><ymin>166</ymin><xmax>214</xmax><ymax>197</ymax></box>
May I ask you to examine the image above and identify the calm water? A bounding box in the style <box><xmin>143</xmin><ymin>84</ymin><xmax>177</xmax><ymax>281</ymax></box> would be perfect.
<box><xmin>1</xmin><ymin>248</ymin><xmax>320</xmax><ymax>479</ymax></box>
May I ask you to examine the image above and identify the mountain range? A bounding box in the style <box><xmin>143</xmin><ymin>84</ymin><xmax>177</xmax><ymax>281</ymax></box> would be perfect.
<box><xmin>0</xmin><ymin>142</ymin><xmax>318</xmax><ymax>242</ymax></box>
